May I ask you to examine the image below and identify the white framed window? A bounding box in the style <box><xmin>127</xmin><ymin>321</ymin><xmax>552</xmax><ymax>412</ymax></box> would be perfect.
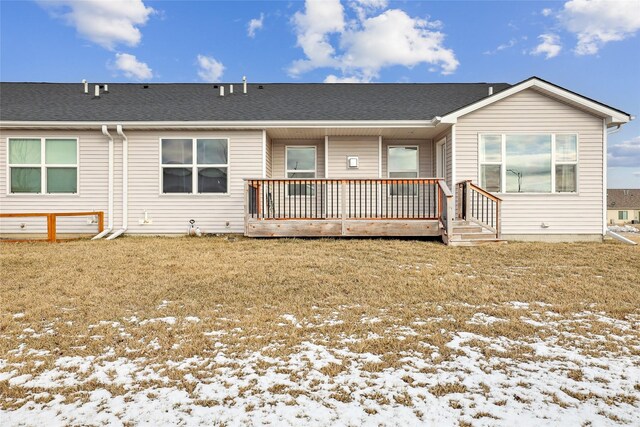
<box><xmin>8</xmin><ymin>137</ymin><xmax>78</xmax><ymax>194</ymax></box>
<box><xmin>618</xmin><ymin>211</ymin><xmax>628</xmax><ymax>220</ymax></box>
<box><xmin>286</xmin><ymin>146</ymin><xmax>316</xmax><ymax>196</ymax></box>
<box><xmin>555</xmin><ymin>134</ymin><xmax>578</xmax><ymax>193</ymax></box>
<box><xmin>161</xmin><ymin>138</ymin><xmax>229</xmax><ymax>194</ymax></box>
<box><xmin>479</xmin><ymin>133</ymin><xmax>578</xmax><ymax>194</ymax></box>
<box><xmin>388</xmin><ymin>146</ymin><xmax>419</xmax><ymax>196</ymax></box>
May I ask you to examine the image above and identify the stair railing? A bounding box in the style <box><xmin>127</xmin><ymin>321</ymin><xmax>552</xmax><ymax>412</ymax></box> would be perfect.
<box><xmin>456</xmin><ymin>180</ymin><xmax>502</xmax><ymax>239</ymax></box>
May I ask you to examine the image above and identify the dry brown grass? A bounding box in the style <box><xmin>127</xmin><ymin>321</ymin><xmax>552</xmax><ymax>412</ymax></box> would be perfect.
<box><xmin>1</xmin><ymin>235</ymin><xmax>639</xmax><ymax>414</ymax></box>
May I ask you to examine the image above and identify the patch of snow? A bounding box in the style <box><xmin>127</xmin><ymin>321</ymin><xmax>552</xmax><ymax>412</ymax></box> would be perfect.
<box><xmin>139</xmin><ymin>317</ymin><xmax>176</xmax><ymax>326</ymax></box>
<box><xmin>608</xmin><ymin>225</ymin><xmax>639</xmax><ymax>233</ymax></box>
<box><xmin>467</xmin><ymin>313</ymin><xmax>507</xmax><ymax>325</ymax></box>
<box><xmin>281</xmin><ymin>314</ymin><xmax>302</xmax><ymax>328</ymax></box>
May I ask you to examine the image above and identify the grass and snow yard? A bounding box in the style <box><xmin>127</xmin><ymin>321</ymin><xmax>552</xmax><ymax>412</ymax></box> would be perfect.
<box><xmin>1</xmin><ymin>236</ymin><xmax>639</xmax><ymax>426</ymax></box>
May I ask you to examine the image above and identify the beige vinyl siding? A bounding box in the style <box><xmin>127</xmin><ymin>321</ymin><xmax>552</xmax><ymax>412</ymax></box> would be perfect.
<box><xmin>456</xmin><ymin>88</ymin><xmax>604</xmax><ymax>236</ymax></box>
<box><xmin>271</xmin><ymin>139</ymin><xmax>325</xmax><ymax>178</ymax></box>
<box><xmin>126</xmin><ymin>130</ymin><xmax>262</xmax><ymax>234</ymax></box>
<box><xmin>327</xmin><ymin>137</ymin><xmax>378</xmax><ymax>178</ymax></box>
<box><xmin>0</xmin><ymin>129</ymin><xmax>116</xmax><ymax>234</ymax></box>
<box><xmin>382</xmin><ymin>139</ymin><xmax>433</xmax><ymax>178</ymax></box>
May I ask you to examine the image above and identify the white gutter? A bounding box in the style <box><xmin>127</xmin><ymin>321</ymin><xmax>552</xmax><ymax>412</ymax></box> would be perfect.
<box><xmin>107</xmin><ymin>125</ymin><xmax>128</xmax><ymax>240</ymax></box>
<box><xmin>93</xmin><ymin>125</ymin><xmax>114</xmax><ymax>239</ymax></box>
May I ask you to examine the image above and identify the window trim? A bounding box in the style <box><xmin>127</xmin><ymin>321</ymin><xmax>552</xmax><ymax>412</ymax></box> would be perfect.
<box><xmin>159</xmin><ymin>137</ymin><xmax>230</xmax><ymax>196</ymax></box>
<box><xmin>6</xmin><ymin>136</ymin><xmax>80</xmax><ymax>196</ymax></box>
<box><xmin>387</xmin><ymin>145</ymin><xmax>420</xmax><ymax>197</ymax></box>
<box><xmin>285</xmin><ymin>145</ymin><xmax>317</xmax><ymax>197</ymax></box>
<box><xmin>387</xmin><ymin>145</ymin><xmax>420</xmax><ymax>178</ymax></box>
<box><xmin>477</xmin><ymin>132</ymin><xmax>580</xmax><ymax>195</ymax></box>
<box><xmin>285</xmin><ymin>145</ymin><xmax>317</xmax><ymax>178</ymax></box>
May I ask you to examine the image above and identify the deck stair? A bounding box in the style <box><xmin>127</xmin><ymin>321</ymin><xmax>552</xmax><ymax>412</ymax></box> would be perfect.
<box><xmin>448</xmin><ymin>220</ymin><xmax>505</xmax><ymax>246</ymax></box>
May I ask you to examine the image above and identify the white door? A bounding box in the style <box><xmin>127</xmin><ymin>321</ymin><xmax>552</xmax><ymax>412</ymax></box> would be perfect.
<box><xmin>436</xmin><ymin>138</ymin><xmax>446</xmax><ymax>178</ymax></box>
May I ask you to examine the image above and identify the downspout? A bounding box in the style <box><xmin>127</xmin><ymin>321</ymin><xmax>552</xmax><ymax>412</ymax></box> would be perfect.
<box><xmin>93</xmin><ymin>125</ymin><xmax>114</xmax><ymax>239</ymax></box>
<box><xmin>107</xmin><ymin>125</ymin><xmax>128</xmax><ymax>240</ymax></box>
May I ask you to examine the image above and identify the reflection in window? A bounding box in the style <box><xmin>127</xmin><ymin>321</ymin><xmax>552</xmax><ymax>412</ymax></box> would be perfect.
<box><xmin>506</xmin><ymin>135</ymin><xmax>551</xmax><ymax>193</ymax></box>
<box><xmin>286</xmin><ymin>147</ymin><xmax>316</xmax><ymax>196</ymax></box>
<box><xmin>161</xmin><ymin>138</ymin><xmax>228</xmax><ymax>194</ymax></box>
<box><xmin>388</xmin><ymin>146</ymin><xmax>418</xmax><ymax>196</ymax></box>
<box><xmin>479</xmin><ymin>134</ymin><xmax>578</xmax><ymax>194</ymax></box>
<box><xmin>8</xmin><ymin>138</ymin><xmax>78</xmax><ymax>194</ymax></box>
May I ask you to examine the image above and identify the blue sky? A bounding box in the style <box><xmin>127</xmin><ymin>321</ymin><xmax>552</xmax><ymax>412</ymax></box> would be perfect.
<box><xmin>1</xmin><ymin>0</ymin><xmax>638</xmax><ymax>187</ymax></box>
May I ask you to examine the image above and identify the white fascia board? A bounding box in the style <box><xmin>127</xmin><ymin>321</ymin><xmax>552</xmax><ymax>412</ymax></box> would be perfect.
<box><xmin>0</xmin><ymin>119</ymin><xmax>436</xmax><ymax>129</ymax></box>
<box><xmin>439</xmin><ymin>78</ymin><xmax>631</xmax><ymax>125</ymax></box>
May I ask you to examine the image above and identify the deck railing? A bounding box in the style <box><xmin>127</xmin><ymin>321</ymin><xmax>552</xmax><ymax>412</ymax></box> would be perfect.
<box><xmin>456</xmin><ymin>180</ymin><xmax>501</xmax><ymax>238</ymax></box>
<box><xmin>245</xmin><ymin>178</ymin><xmax>454</xmax><ymax>236</ymax></box>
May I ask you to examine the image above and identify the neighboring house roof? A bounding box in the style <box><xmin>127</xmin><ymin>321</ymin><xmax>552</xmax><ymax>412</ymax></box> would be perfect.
<box><xmin>0</xmin><ymin>82</ymin><xmax>511</xmax><ymax>122</ymax></box>
<box><xmin>607</xmin><ymin>189</ymin><xmax>640</xmax><ymax>210</ymax></box>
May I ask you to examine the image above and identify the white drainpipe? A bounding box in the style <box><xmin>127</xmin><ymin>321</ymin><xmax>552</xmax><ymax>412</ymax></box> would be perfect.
<box><xmin>93</xmin><ymin>125</ymin><xmax>114</xmax><ymax>239</ymax></box>
<box><xmin>107</xmin><ymin>124</ymin><xmax>128</xmax><ymax>240</ymax></box>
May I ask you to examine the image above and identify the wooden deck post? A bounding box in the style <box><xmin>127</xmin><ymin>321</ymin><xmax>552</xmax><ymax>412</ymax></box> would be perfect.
<box><xmin>496</xmin><ymin>199</ymin><xmax>502</xmax><ymax>239</ymax></box>
<box><xmin>244</xmin><ymin>180</ymin><xmax>249</xmax><ymax>235</ymax></box>
<box><xmin>97</xmin><ymin>212</ymin><xmax>104</xmax><ymax>233</ymax></box>
<box><xmin>446</xmin><ymin>194</ymin><xmax>454</xmax><ymax>238</ymax></box>
<box><xmin>464</xmin><ymin>180</ymin><xmax>471</xmax><ymax>220</ymax></box>
<box><xmin>49</xmin><ymin>214</ymin><xmax>57</xmax><ymax>242</ymax></box>
<box><xmin>340</xmin><ymin>180</ymin><xmax>347</xmax><ymax>236</ymax></box>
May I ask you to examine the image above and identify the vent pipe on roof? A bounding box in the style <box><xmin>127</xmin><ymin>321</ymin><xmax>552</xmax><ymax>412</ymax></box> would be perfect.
<box><xmin>104</xmin><ymin>84</ymin><xmax>109</xmax><ymax>93</ymax></box>
<box><xmin>83</xmin><ymin>79</ymin><xmax>88</xmax><ymax>94</ymax></box>
<box><xmin>229</xmin><ymin>84</ymin><xmax>234</xmax><ymax>94</ymax></box>
<box><xmin>243</xmin><ymin>76</ymin><xmax>247</xmax><ymax>94</ymax></box>
<box><xmin>94</xmin><ymin>85</ymin><xmax>100</xmax><ymax>98</ymax></box>
<box><xmin>488</xmin><ymin>86</ymin><xmax>494</xmax><ymax>96</ymax></box>
<box><xmin>219</xmin><ymin>85</ymin><xmax>225</xmax><ymax>97</ymax></box>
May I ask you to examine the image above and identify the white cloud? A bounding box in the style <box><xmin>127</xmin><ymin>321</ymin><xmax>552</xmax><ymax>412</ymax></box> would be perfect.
<box><xmin>38</xmin><ymin>0</ymin><xmax>154</xmax><ymax>50</ymax></box>
<box><xmin>349</xmin><ymin>0</ymin><xmax>388</xmax><ymax>21</ymax></box>
<box><xmin>196</xmin><ymin>55</ymin><xmax>225</xmax><ymax>82</ymax></box>
<box><xmin>289</xmin><ymin>0</ymin><xmax>345</xmax><ymax>76</ymax></box>
<box><xmin>541</xmin><ymin>8</ymin><xmax>553</xmax><ymax>16</ymax></box>
<box><xmin>530</xmin><ymin>33</ymin><xmax>562</xmax><ymax>59</ymax></box>
<box><xmin>289</xmin><ymin>0</ymin><xmax>458</xmax><ymax>81</ymax></box>
<box><xmin>324</xmin><ymin>74</ymin><xmax>370</xmax><ymax>83</ymax></box>
<box><xmin>247</xmin><ymin>13</ymin><xmax>264</xmax><ymax>38</ymax></box>
<box><xmin>609</xmin><ymin>136</ymin><xmax>640</xmax><ymax>167</ymax></box>
<box><xmin>114</xmin><ymin>53</ymin><xmax>153</xmax><ymax>80</ymax></box>
<box><xmin>559</xmin><ymin>0</ymin><xmax>640</xmax><ymax>55</ymax></box>
<box><xmin>484</xmin><ymin>38</ymin><xmax>517</xmax><ymax>55</ymax></box>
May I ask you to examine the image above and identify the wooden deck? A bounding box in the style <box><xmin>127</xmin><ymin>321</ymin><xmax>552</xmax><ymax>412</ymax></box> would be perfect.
<box><xmin>246</xmin><ymin>218</ymin><xmax>441</xmax><ymax>237</ymax></box>
<box><xmin>244</xmin><ymin>178</ymin><xmax>452</xmax><ymax>239</ymax></box>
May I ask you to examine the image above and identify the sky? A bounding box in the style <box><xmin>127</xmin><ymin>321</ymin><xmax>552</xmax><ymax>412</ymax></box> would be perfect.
<box><xmin>1</xmin><ymin>0</ymin><xmax>639</xmax><ymax>188</ymax></box>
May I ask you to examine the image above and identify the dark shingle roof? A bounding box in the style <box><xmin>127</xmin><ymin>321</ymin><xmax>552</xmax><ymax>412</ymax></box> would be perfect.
<box><xmin>608</xmin><ymin>189</ymin><xmax>640</xmax><ymax>209</ymax></box>
<box><xmin>0</xmin><ymin>82</ymin><xmax>512</xmax><ymax>122</ymax></box>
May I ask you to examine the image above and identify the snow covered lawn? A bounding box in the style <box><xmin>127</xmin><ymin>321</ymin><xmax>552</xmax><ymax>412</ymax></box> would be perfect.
<box><xmin>1</xmin><ymin>237</ymin><xmax>638</xmax><ymax>426</ymax></box>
